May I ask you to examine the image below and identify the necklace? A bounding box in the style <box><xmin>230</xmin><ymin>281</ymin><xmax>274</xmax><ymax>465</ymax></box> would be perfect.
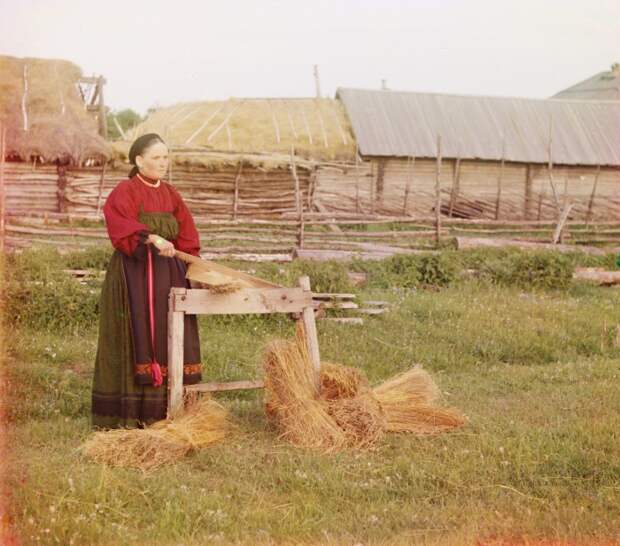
<box><xmin>137</xmin><ymin>173</ymin><xmax>161</xmax><ymax>188</ymax></box>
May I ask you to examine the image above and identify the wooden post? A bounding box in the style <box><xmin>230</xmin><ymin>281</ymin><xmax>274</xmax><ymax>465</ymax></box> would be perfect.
<box><xmin>448</xmin><ymin>157</ymin><xmax>460</xmax><ymax>217</ymax></box>
<box><xmin>232</xmin><ymin>159</ymin><xmax>243</xmax><ymax>220</ymax></box>
<box><xmin>524</xmin><ymin>164</ymin><xmax>533</xmax><ymax>220</ymax></box>
<box><xmin>435</xmin><ymin>135</ymin><xmax>442</xmax><ymax>246</ymax></box>
<box><xmin>298</xmin><ymin>275</ymin><xmax>320</xmax><ymax>391</ymax></box>
<box><xmin>57</xmin><ymin>165</ymin><xmax>68</xmax><ymax>213</ymax></box>
<box><xmin>585</xmin><ymin>165</ymin><xmax>601</xmax><ymax>226</ymax></box>
<box><xmin>291</xmin><ymin>146</ymin><xmax>303</xmax><ymax>249</ymax></box>
<box><xmin>547</xmin><ymin>116</ymin><xmax>561</xmax><ymax>217</ymax></box>
<box><xmin>494</xmin><ymin>137</ymin><xmax>505</xmax><ymax>220</ymax></box>
<box><xmin>376</xmin><ymin>159</ymin><xmax>386</xmax><ymax>211</ymax></box>
<box><xmin>355</xmin><ymin>145</ymin><xmax>361</xmax><ymax>214</ymax></box>
<box><xmin>167</xmin><ymin>288</ymin><xmax>186</xmax><ymax>418</ymax></box>
<box><xmin>95</xmin><ymin>162</ymin><xmax>107</xmax><ymax>217</ymax></box>
<box><xmin>403</xmin><ymin>156</ymin><xmax>415</xmax><ymax>216</ymax></box>
<box><xmin>537</xmin><ymin>190</ymin><xmax>545</xmax><ymax>220</ymax></box>
<box><xmin>0</xmin><ymin>125</ymin><xmax>6</xmax><ymax>252</ymax></box>
<box><xmin>552</xmin><ymin>204</ymin><xmax>574</xmax><ymax>244</ymax></box>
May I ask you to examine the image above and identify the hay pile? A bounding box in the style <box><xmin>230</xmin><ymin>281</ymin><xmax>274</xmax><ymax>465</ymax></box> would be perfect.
<box><xmin>0</xmin><ymin>55</ymin><xmax>109</xmax><ymax>164</ymax></box>
<box><xmin>80</xmin><ymin>397</ymin><xmax>229</xmax><ymax>472</ymax></box>
<box><xmin>263</xmin><ymin>329</ymin><xmax>466</xmax><ymax>451</ymax></box>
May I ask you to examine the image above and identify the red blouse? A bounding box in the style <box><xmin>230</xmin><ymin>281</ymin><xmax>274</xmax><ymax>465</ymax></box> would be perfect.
<box><xmin>103</xmin><ymin>175</ymin><xmax>200</xmax><ymax>257</ymax></box>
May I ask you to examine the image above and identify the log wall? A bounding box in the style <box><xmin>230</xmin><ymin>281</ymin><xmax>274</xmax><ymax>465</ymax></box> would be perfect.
<box><xmin>4</xmin><ymin>159</ymin><xmax>619</xmax><ymax>222</ymax></box>
<box><xmin>314</xmin><ymin>158</ymin><xmax>620</xmax><ymax>221</ymax></box>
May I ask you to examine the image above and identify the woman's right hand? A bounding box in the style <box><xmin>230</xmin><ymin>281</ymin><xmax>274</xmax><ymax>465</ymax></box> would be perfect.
<box><xmin>147</xmin><ymin>234</ymin><xmax>176</xmax><ymax>257</ymax></box>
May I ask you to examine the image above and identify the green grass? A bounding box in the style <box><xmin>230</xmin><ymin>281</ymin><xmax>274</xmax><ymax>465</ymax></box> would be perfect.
<box><xmin>4</xmin><ymin>269</ymin><xmax>620</xmax><ymax>544</ymax></box>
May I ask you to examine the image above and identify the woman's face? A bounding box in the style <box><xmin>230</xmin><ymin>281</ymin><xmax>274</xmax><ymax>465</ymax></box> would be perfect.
<box><xmin>137</xmin><ymin>141</ymin><xmax>169</xmax><ymax>180</ymax></box>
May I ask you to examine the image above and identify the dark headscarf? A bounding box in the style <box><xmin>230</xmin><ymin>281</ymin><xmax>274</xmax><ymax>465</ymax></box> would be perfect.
<box><xmin>127</xmin><ymin>133</ymin><xmax>165</xmax><ymax>178</ymax></box>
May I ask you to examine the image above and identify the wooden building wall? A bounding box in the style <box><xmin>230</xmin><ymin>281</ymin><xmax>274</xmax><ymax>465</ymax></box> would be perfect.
<box><xmin>314</xmin><ymin>158</ymin><xmax>620</xmax><ymax>221</ymax></box>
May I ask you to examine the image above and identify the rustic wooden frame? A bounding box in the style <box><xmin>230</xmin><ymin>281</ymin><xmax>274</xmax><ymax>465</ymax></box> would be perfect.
<box><xmin>167</xmin><ymin>276</ymin><xmax>320</xmax><ymax>418</ymax></box>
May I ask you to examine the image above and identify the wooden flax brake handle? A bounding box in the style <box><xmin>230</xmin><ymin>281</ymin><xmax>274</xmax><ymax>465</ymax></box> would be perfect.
<box><xmin>173</xmin><ymin>249</ymin><xmax>281</xmax><ymax>289</ymax></box>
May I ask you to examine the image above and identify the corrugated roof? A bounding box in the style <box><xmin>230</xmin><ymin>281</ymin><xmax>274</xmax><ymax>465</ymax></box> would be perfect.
<box><xmin>552</xmin><ymin>65</ymin><xmax>620</xmax><ymax>101</ymax></box>
<box><xmin>337</xmin><ymin>87</ymin><xmax>620</xmax><ymax>166</ymax></box>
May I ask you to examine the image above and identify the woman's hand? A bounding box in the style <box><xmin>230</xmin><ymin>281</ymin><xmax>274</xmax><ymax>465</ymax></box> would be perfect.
<box><xmin>147</xmin><ymin>234</ymin><xmax>176</xmax><ymax>258</ymax></box>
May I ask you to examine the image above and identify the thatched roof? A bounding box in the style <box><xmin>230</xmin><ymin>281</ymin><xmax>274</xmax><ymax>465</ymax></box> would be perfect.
<box><xmin>0</xmin><ymin>55</ymin><xmax>110</xmax><ymax>164</ymax></box>
<box><xmin>117</xmin><ymin>98</ymin><xmax>356</xmax><ymax>166</ymax></box>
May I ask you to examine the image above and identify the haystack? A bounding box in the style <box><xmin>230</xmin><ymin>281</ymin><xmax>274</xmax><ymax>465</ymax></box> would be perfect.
<box><xmin>80</xmin><ymin>397</ymin><xmax>229</xmax><ymax>472</ymax></box>
<box><xmin>263</xmin><ymin>331</ymin><xmax>466</xmax><ymax>452</ymax></box>
<box><xmin>0</xmin><ymin>55</ymin><xmax>109</xmax><ymax>163</ymax></box>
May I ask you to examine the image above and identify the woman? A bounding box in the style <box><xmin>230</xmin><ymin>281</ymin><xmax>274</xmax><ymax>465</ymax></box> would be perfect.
<box><xmin>91</xmin><ymin>133</ymin><xmax>202</xmax><ymax>429</ymax></box>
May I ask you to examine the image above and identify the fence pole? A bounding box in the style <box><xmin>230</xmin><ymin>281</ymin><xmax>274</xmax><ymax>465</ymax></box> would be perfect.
<box><xmin>435</xmin><ymin>135</ymin><xmax>442</xmax><ymax>246</ymax></box>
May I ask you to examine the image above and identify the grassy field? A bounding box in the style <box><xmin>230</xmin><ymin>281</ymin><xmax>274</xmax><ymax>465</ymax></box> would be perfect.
<box><xmin>3</xmin><ymin>248</ymin><xmax>620</xmax><ymax>545</ymax></box>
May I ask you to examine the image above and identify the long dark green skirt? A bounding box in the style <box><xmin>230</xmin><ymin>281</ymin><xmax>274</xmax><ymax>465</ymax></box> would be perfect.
<box><xmin>91</xmin><ymin>248</ymin><xmax>202</xmax><ymax>429</ymax></box>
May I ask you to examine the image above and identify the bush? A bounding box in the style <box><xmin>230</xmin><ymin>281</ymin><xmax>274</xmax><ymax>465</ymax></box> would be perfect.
<box><xmin>4</xmin><ymin>248</ymin><xmax>100</xmax><ymax>332</ymax></box>
<box><xmin>482</xmin><ymin>251</ymin><xmax>574</xmax><ymax>290</ymax></box>
<box><xmin>285</xmin><ymin>259</ymin><xmax>353</xmax><ymax>293</ymax></box>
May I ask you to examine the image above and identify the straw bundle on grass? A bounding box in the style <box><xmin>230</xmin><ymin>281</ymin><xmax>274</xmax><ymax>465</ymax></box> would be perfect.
<box><xmin>325</xmin><ymin>394</ymin><xmax>385</xmax><ymax>449</ymax></box>
<box><xmin>372</xmin><ymin>368</ymin><xmax>467</xmax><ymax>434</ymax></box>
<box><xmin>263</xmin><ymin>330</ymin><xmax>466</xmax><ymax>450</ymax></box>
<box><xmin>319</xmin><ymin>362</ymin><xmax>370</xmax><ymax>401</ymax></box>
<box><xmin>263</xmin><ymin>334</ymin><xmax>347</xmax><ymax>451</ymax></box>
<box><xmin>80</xmin><ymin>397</ymin><xmax>229</xmax><ymax>472</ymax></box>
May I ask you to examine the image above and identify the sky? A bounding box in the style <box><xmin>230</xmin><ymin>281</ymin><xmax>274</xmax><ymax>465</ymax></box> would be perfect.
<box><xmin>1</xmin><ymin>0</ymin><xmax>618</xmax><ymax>114</ymax></box>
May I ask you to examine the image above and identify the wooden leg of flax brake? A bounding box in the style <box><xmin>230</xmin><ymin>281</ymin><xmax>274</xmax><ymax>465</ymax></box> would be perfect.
<box><xmin>297</xmin><ymin>275</ymin><xmax>321</xmax><ymax>390</ymax></box>
<box><xmin>167</xmin><ymin>288</ymin><xmax>186</xmax><ymax>418</ymax></box>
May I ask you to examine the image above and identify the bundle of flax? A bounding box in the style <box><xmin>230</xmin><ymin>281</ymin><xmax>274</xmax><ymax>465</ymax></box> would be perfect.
<box><xmin>80</xmin><ymin>397</ymin><xmax>229</xmax><ymax>472</ymax></box>
<box><xmin>263</xmin><ymin>330</ymin><xmax>465</xmax><ymax>451</ymax></box>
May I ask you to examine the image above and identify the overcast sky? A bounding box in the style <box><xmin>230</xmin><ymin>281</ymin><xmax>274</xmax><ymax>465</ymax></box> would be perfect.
<box><xmin>1</xmin><ymin>0</ymin><xmax>618</xmax><ymax>114</ymax></box>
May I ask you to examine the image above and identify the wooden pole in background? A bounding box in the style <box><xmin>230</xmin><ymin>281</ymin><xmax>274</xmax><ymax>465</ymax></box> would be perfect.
<box><xmin>355</xmin><ymin>145</ymin><xmax>361</xmax><ymax>214</ymax></box>
<box><xmin>232</xmin><ymin>159</ymin><xmax>243</xmax><ymax>221</ymax></box>
<box><xmin>291</xmin><ymin>145</ymin><xmax>304</xmax><ymax>248</ymax></box>
<box><xmin>0</xmin><ymin>124</ymin><xmax>6</xmax><ymax>252</ymax></box>
<box><xmin>403</xmin><ymin>156</ymin><xmax>414</xmax><ymax>216</ymax></box>
<box><xmin>494</xmin><ymin>136</ymin><xmax>506</xmax><ymax>220</ymax></box>
<box><xmin>435</xmin><ymin>135</ymin><xmax>442</xmax><ymax>246</ymax></box>
<box><xmin>95</xmin><ymin>162</ymin><xmax>107</xmax><ymax>218</ymax></box>
<box><xmin>585</xmin><ymin>165</ymin><xmax>601</xmax><ymax>226</ymax></box>
<box><xmin>448</xmin><ymin>156</ymin><xmax>460</xmax><ymax>217</ymax></box>
<box><xmin>547</xmin><ymin>116</ymin><xmax>561</xmax><ymax>217</ymax></box>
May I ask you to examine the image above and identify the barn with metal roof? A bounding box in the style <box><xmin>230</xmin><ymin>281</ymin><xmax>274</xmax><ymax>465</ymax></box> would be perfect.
<box><xmin>324</xmin><ymin>87</ymin><xmax>620</xmax><ymax>220</ymax></box>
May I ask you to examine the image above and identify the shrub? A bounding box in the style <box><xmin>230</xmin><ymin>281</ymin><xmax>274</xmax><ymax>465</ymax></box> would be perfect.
<box><xmin>285</xmin><ymin>259</ymin><xmax>353</xmax><ymax>293</ymax></box>
<box><xmin>4</xmin><ymin>247</ymin><xmax>100</xmax><ymax>332</ymax></box>
<box><xmin>482</xmin><ymin>251</ymin><xmax>574</xmax><ymax>290</ymax></box>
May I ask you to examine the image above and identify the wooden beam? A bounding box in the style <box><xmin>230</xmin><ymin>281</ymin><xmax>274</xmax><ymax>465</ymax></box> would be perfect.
<box><xmin>185</xmin><ymin>380</ymin><xmax>264</xmax><ymax>393</ymax></box>
<box><xmin>170</xmin><ymin>287</ymin><xmax>313</xmax><ymax>315</ymax></box>
<box><xmin>298</xmin><ymin>276</ymin><xmax>321</xmax><ymax>390</ymax></box>
<box><xmin>167</xmin><ymin>288</ymin><xmax>186</xmax><ymax>418</ymax></box>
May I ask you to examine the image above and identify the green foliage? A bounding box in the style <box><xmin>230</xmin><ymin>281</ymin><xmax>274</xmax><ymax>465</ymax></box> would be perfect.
<box><xmin>350</xmin><ymin>253</ymin><xmax>458</xmax><ymax>289</ymax></box>
<box><xmin>106</xmin><ymin>108</ymin><xmax>144</xmax><ymax>140</ymax></box>
<box><xmin>285</xmin><ymin>259</ymin><xmax>354</xmax><ymax>293</ymax></box>
<box><xmin>63</xmin><ymin>246</ymin><xmax>113</xmax><ymax>270</ymax></box>
<box><xmin>4</xmin><ymin>248</ymin><xmax>99</xmax><ymax>332</ymax></box>
<box><xmin>481</xmin><ymin>251</ymin><xmax>574</xmax><ymax>290</ymax></box>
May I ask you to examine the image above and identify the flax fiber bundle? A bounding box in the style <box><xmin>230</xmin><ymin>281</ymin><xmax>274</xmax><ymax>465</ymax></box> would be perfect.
<box><xmin>80</xmin><ymin>397</ymin><xmax>229</xmax><ymax>471</ymax></box>
<box><xmin>263</xmin><ymin>330</ymin><xmax>465</xmax><ymax>451</ymax></box>
<box><xmin>372</xmin><ymin>368</ymin><xmax>467</xmax><ymax>434</ymax></box>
